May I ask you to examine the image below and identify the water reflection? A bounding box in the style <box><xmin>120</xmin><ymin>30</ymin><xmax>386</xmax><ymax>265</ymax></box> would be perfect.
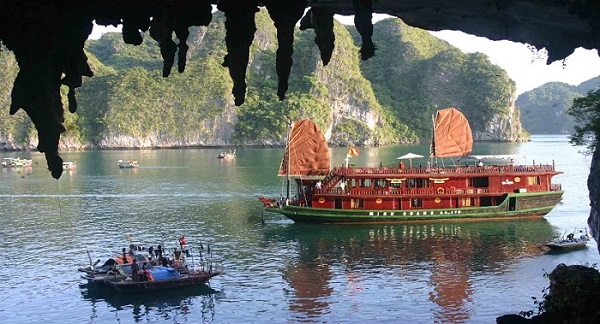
<box><xmin>80</xmin><ymin>281</ymin><xmax>218</xmax><ymax>322</ymax></box>
<box><xmin>265</xmin><ymin>218</ymin><xmax>554</xmax><ymax>323</ymax></box>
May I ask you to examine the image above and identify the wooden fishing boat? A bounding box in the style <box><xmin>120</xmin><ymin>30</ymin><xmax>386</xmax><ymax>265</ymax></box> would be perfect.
<box><xmin>104</xmin><ymin>267</ymin><xmax>220</xmax><ymax>292</ymax></box>
<box><xmin>545</xmin><ymin>229</ymin><xmax>590</xmax><ymax>250</ymax></box>
<box><xmin>259</xmin><ymin>110</ymin><xmax>563</xmax><ymax>223</ymax></box>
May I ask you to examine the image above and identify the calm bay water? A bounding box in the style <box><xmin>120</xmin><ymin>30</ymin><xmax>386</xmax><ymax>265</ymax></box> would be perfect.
<box><xmin>0</xmin><ymin>135</ymin><xmax>598</xmax><ymax>323</ymax></box>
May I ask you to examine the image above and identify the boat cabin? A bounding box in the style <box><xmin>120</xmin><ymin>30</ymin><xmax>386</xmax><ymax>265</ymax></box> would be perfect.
<box><xmin>292</xmin><ymin>163</ymin><xmax>562</xmax><ymax>211</ymax></box>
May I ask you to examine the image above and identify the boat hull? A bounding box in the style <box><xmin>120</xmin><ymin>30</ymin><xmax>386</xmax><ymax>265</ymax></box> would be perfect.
<box><xmin>105</xmin><ymin>272</ymin><xmax>218</xmax><ymax>292</ymax></box>
<box><xmin>266</xmin><ymin>191</ymin><xmax>564</xmax><ymax>224</ymax></box>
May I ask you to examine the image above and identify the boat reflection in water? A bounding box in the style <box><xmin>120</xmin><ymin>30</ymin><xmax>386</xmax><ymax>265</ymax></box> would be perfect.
<box><xmin>80</xmin><ymin>281</ymin><xmax>218</xmax><ymax>321</ymax></box>
<box><xmin>264</xmin><ymin>218</ymin><xmax>554</xmax><ymax>323</ymax></box>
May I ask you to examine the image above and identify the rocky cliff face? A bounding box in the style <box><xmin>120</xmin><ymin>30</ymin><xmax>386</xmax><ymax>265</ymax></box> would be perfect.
<box><xmin>474</xmin><ymin>97</ymin><xmax>528</xmax><ymax>142</ymax></box>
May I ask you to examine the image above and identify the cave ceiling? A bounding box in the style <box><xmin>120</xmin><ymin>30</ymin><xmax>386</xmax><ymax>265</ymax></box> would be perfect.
<box><xmin>0</xmin><ymin>0</ymin><xmax>599</xmax><ymax>178</ymax></box>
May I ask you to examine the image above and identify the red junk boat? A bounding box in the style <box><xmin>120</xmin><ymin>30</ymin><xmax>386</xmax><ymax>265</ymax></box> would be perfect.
<box><xmin>259</xmin><ymin>109</ymin><xmax>563</xmax><ymax>223</ymax></box>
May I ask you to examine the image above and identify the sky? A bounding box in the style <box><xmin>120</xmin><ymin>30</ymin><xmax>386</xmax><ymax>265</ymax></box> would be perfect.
<box><xmin>90</xmin><ymin>13</ymin><xmax>600</xmax><ymax>96</ymax></box>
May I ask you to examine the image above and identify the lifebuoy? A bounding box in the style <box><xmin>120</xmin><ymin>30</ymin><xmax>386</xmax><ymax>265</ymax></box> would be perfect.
<box><xmin>437</xmin><ymin>187</ymin><xmax>445</xmax><ymax>194</ymax></box>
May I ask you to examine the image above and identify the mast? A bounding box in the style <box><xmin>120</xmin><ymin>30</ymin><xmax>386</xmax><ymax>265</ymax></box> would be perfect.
<box><xmin>286</xmin><ymin>120</ymin><xmax>291</xmax><ymax>201</ymax></box>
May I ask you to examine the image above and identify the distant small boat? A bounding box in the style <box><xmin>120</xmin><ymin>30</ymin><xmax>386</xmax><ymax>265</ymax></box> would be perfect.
<box><xmin>62</xmin><ymin>161</ymin><xmax>77</xmax><ymax>171</ymax></box>
<box><xmin>217</xmin><ymin>149</ymin><xmax>236</xmax><ymax>159</ymax></box>
<box><xmin>545</xmin><ymin>228</ymin><xmax>590</xmax><ymax>250</ymax></box>
<box><xmin>117</xmin><ymin>160</ymin><xmax>139</xmax><ymax>168</ymax></box>
<box><xmin>1</xmin><ymin>157</ymin><xmax>32</xmax><ymax>168</ymax></box>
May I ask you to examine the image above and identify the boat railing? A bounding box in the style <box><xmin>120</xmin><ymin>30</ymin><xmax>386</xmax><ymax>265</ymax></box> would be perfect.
<box><xmin>316</xmin><ymin>187</ymin><xmax>491</xmax><ymax>196</ymax></box>
<box><xmin>333</xmin><ymin>164</ymin><xmax>557</xmax><ymax>176</ymax></box>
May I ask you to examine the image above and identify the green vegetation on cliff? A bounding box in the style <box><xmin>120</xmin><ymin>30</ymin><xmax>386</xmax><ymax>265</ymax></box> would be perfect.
<box><xmin>517</xmin><ymin>76</ymin><xmax>600</xmax><ymax>134</ymax></box>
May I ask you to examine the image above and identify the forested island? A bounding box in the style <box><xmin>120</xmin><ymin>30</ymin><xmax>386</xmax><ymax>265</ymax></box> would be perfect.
<box><xmin>1</xmin><ymin>11</ymin><xmax>526</xmax><ymax>151</ymax></box>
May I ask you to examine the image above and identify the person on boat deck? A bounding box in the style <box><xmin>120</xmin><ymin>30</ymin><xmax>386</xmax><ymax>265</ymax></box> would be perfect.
<box><xmin>567</xmin><ymin>233</ymin><xmax>575</xmax><ymax>241</ymax></box>
<box><xmin>179</xmin><ymin>235</ymin><xmax>187</xmax><ymax>249</ymax></box>
<box><xmin>478</xmin><ymin>160</ymin><xmax>483</xmax><ymax>167</ymax></box>
<box><xmin>122</xmin><ymin>248</ymin><xmax>128</xmax><ymax>263</ymax></box>
<box><xmin>510</xmin><ymin>158</ymin><xmax>515</xmax><ymax>166</ymax></box>
<box><xmin>107</xmin><ymin>263</ymin><xmax>118</xmax><ymax>276</ymax></box>
<box><xmin>399</xmin><ymin>161</ymin><xmax>404</xmax><ymax>169</ymax></box>
<box><xmin>315</xmin><ymin>181</ymin><xmax>322</xmax><ymax>191</ymax></box>
<box><xmin>340</xmin><ymin>181</ymin><xmax>346</xmax><ymax>192</ymax></box>
<box><xmin>131</xmin><ymin>259</ymin><xmax>140</xmax><ymax>282</ymax></box>
<box><xmin>160</xmin><ymin>256</ymin><xmax>169</xmax><ymax>267</ymax></box>
<box><xmin>142</xmin><ymin>263</ymin><xmax>153</xmax><ymax>282</ymax></box>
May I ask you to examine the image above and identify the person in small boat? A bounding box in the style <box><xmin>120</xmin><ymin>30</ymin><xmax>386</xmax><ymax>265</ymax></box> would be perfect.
<box><xmin>156</xmin><ymin>245</ymin><xmax>163</xmax><ymax>258</ymax></box>
<box><xmin>122</xmin><ymin>248</ymin><xmax>128</xmax><ymax>263</ymax></box>
<box><xmin>179</xmin><ymin>235</ymin><xmax>187</xmax><ymax>249</ymax></box>
<box><xmin>160</xmin><ymin>256</ymin><xmax>169</xmax><ymax>266</ymax></box>
<box><xmin>567</xmin><ymin>233</ymin><xmax>575</xmax><ymax>241</ymax></box>
<box><xmin>142</xmin><ymin>263</ymin><xmax>153</xmax><ymax>282</ymax></box>
<box><xmin>148</xmin><ymin>246</ymin><xmax>154</xmax><ymax>257</ymax></box>
<box><xmin>131</xmin><ymin>259</ymin><xmax>140</xmax><ymax>282</ymax></box>
<box><xmin>107</xmin><ymin>263</ymin><xmax>118</xmax><ymax>276</ymax></box>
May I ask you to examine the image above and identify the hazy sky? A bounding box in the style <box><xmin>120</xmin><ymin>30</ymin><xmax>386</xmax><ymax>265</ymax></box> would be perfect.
<box><xmin>90</xmin><ymin>14</ymin><xmax>600</xmax><ymax>96</ymax></box>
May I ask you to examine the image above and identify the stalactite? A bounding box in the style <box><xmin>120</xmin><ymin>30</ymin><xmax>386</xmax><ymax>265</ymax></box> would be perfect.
<box><xmin>299</xmin><ymin>8</ymin><xmax>335</xmax><ymax>66</ymax></box>
<box><xmin>353</xmin><ymin>0</ymin><xmax>375</xmax><ymax>60</ymax></box>
<box><xmin>264</xmin><ymin>0</ymin><xmax>307</xmax><ymax>101</ymax></box>
<box><xmin>217</xmin><ymin>0</ymin><xmax>260</xmax><ymax>106</ymax></box>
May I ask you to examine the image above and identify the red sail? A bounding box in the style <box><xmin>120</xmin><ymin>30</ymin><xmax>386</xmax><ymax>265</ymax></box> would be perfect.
<box><xmin>279</xmin><ymin>119</ymin><xmax>331</xmax><ymax>176</ymax></box>
<box><xmin>430</xmin><ymin>108</ymin><xmax>473</xmax><ymax>158</ymax></box>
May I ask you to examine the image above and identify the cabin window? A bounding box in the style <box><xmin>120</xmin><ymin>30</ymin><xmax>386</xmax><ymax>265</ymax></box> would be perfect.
<box><xmin>358</xmin><ymin>179</ymin><xmax>372</xmax><ymax>188</ymax></box>
<box><xmin>469</xmin><ymin>177</ymin><xmax>489</xmax><ymax>188</ymax></box>
<box><xmin>416</xmin><ymin>178</ymin><xmax>429</xmax><ymax>188</ymax></box>
<box><xmin>351</xmin><ymin>179</ymin><xmax>357</xmax><ymax>188</ymax></box>
<box><xmin>390</xmin><ymin>181</ymin><xmax>401</xmax><ymax>189</ymax></box>
<box><xmin>374</xmin><ymin>179</ymin><xmax>386</xmax><ymax>188</ymax></box>
<box><xmin>527</xmin><ymin>176</ymin><xmax>541</xmax><ymax>186</ymax></box>
<box><xmin>411</xmin><ymin>198</ymin><xmax>423</xmax><ymax>208</ymax></box>
<box><xmin>406</xmin><ymin>178</ymin><xmax>416</xmax><ymax>188</ymax></box>
<box><xmin>480</xmin><ymin>196</ymin><xmax>493</xmax><ymax>207</ymax></box>
<box><xmin>351</xmin><ymin>199</ymin><xmax>364</xmax><ymax>208</ymax></box>
<box><xmin>461</xmin><ymin>197</ymin><xmax>473</xmax><ymax>207</ymax></box>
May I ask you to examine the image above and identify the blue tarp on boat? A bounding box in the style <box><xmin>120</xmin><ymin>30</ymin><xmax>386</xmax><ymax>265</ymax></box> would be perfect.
<box><xmin>150</xmin><ymin>266</ymin><xmax>181</xmax><ymax>281</ymax></box>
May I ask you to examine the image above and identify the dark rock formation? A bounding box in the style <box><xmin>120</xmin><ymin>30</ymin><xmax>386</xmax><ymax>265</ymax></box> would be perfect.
<box><xmin>218</xmin><ymin>0</ymin><xmax>260</xmax><ymax>106</ymax></box>
<box><xmin>264</xmin><ymin>0</ymin><xmax>307</xmax><ymax>101</ymax></box>
<box><xmin>497</xmin><ymin>263</ymin><xmax>600</xmax><ymax>323</ymax></box>
<box><xmin>299</xmin><ymin>8</ymin><xmax>336</xmax><ymax>66</ymax></box>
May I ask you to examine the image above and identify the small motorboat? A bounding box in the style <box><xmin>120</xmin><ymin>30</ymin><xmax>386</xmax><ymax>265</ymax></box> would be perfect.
<box><xmin>62</xmin><ymin>161</ymin><xmax>77</xmax><ymax>171</ymax></box>
<box><xmin>545</xmin><ymin>228</ymin><xmax>590</xmax><ymax>250</ymax></box>
<box><xmin>217</xmin><ymin>149</ymin><xmax>236</xmax><ymax>159</ymax></box>
<box><xmin>1</xmin><ymin>157</ymin><xmax>32</xmax><ymax>168</ymax></box>
<box><xmin>117</xmin><ymin>159</ymin><xmax>139</xmax><ymax>168</ymax></box>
